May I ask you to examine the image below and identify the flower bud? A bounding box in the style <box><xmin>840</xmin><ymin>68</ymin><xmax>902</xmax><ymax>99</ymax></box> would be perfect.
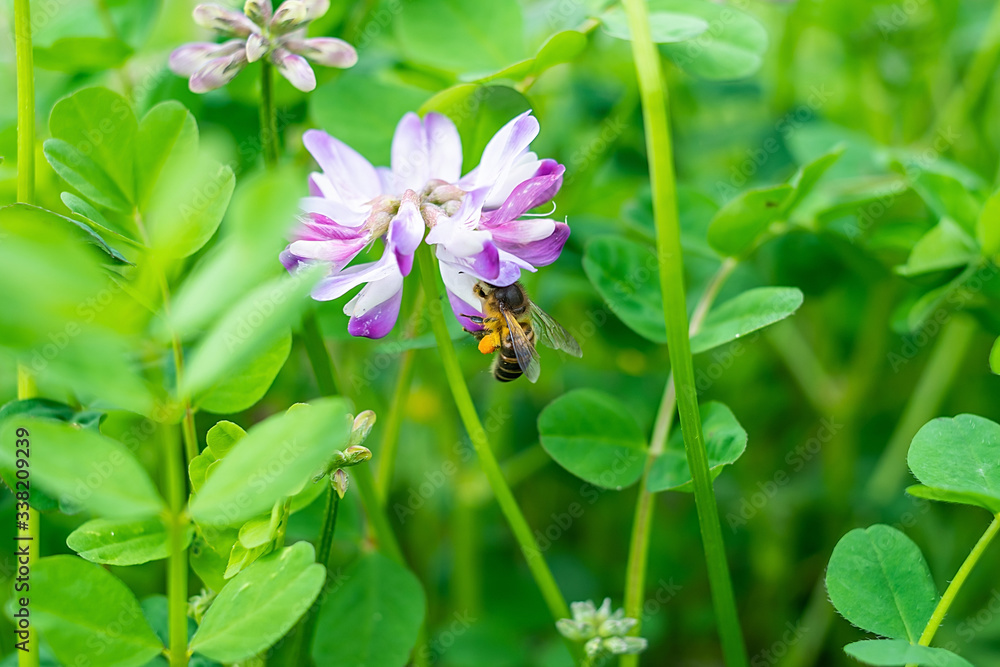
<box><xmin>245</xmin><ymin>32</ymin><xmax>269</xmax><ymax>63</ymax></box>
<box><xmin>427</xmin><ymin>183</ymin><xmax>465</xmax><ymax>204</ymax></box>
<box><xmin>193</xmin><ymin>4</ymin><xmax>258</xmax><ymax>36</ymax></box>
<box><xmin>244</xmin><ymin>0</ymin><xmax>272</xmax><ymax>25</ymax></box>
<box><xmin>284</xmin><ymin>37</ymin><xmax>358</xmax><ymax>68</ymax></box>
<box><xmin>351</xmin><ymin>410</ymin><xmax>377</xmax><ymax>445</ymax></box>
<box><xmin>270</xmin><ymin>0</ymin><xmax>309</xmax><ymax>33</ymax></box>
<box><xmin>332</xmin><ymin>468</ymin><xmax>349</xmax><ymax>499</ymax></box>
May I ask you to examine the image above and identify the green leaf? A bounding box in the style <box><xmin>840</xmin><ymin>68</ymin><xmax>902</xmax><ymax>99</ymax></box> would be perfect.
<box><xmin>844</xmin><ymin>640</ymin><xmax>974</xmax><ymax>667</ymax></box>
<box><xmin>991</xmin><ymin>336</ymin><xmax>1000</xmax><ymax>375</ymax></box>
<box><xmin>34</xmin><ymin>37</ymin><xmax>133</xmax><ymax>73</ymax></box>
<box><xmin>783</xmin><ymin>147</ymin><xmax>845</xmax><ymax>216</ymax></box>
<box><xmin>911</xmin><ymin>170</ymin><xmax>981</xmax><ymax>233</ymax></box>
<box><xmin>312</xmin><ymin>552</ymin><xmax>426</xmax><ymax>667</ymax></box>
<box><xmin>182</xmin><ymin>266</ymin><xmax>323</xmax><ymax>397</ymax></box>
<box><xmin>189</xmin><ymin>398</ymin><xmax>351</xmax><ymax>525</ymax></box>
<box><xmin>826</xmin><ymin>525</ymin><xmax>938</xmax><ymax>642</ymax></box>
<box><xmin>600</xmin><ymin>6</ymin><xmax>708</xmax><ymax>43</ymax></box>
<box><xmin>905</xmin><ymin>485</ymin><xmax>1000</xmax><ymax>514</ymax></box>
<box><xmin>977</xmin><ymin>189</ymin><xmax>1000</xmax><ymax>256</ymax></box>
<box><xmin>690</xmin><ymin>287</ymin><xmax>804</xmax><ymax>354</ymax></box>
<box><xmin>707</xmin><ymin>184</ymin><xmax>794</xmax><ymax>256</ymax></box>
<box><xmin>420</xmin><ymin>85</ymin><xmax>532</xmax><ymax>172</ymax></box>
<box><xmin>190</xmin><ymin>542</ymin><xmax>326</xmax><ymax>662</ymax></box>
<box><xmin>907</xmin><ymin>414</ymin><xmax>1000</xmax><ymax>512</ymax></box>
<box><xmin>0</xmin><ymin>418</ymin><xmax>164</xmax><ymax>519</ymax></box>
<box><xmin>206</xmin><ymin>420</ymin><xmax>247</xmax><ymax>459</ymax></box>
<box><xmin>469</xmin><ymin>30</ymin><xmax>589</xmax><ymax>84</ymax></box>
<box><xmin>135</xmin><ymin>101</ymin><xmax>199</xmax><ymax>210</ymax></box>
<box><xmin>66</xmin><ymin>516</ymin><xmax>192</xmax><ymax>566</ymax></box>
<box><xmin>49</xmin><ymin>87</ymin><xmax>137</xmax><ymax>203</ymax></box>
<box><xmin>195</xmin><ymin>332</ymin><xmax>291</xmax><ymax>414</ymax></box>
<box><xmin>647</xmin><ymin>402</ymin><xmax>747</xmax><ymax>492</ymax></box>
<box><xmin>32</xmin><ymin>556</ymin><xmax>163</xmax><ymax>667</ymax></box>
<box><xmin>43</xmin><ymin>138</ymin><xmax>132</xmax><ymax>212</ymax></box>
<box><xmin>143</xmin><ymin>157</ymin><xmax>234</xmax><ymax>258</ymax></box>
<box><xmin>538</xmin><ymin>389</ymin><xmax>646</xmax><ymax>489</ymax></box>
<box><xmin>656</xmin><ymin>0</ymin><xmax>768</xmax><ymax>80</ymax></box>
<box><xmin>396</xmin><ymin>0</ymin><xmax>525</xmax><ymax>74</ymax></box>
<box><xmin>60</xmin><ymin>192</ymin><xmax>140</xmax><ymax>246</ymax></box>
<box><xmin>896</xmin><ymin>219</ymin><xmax>978</xmax><ymax>276</ymax></box>
<box><xmin>583</xmin><ymin>236</ymin><xmax>666</xmax><ymax>343</ymax></box>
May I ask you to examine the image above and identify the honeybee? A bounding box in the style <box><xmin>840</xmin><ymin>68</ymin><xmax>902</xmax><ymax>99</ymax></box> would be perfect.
<box><xmin>465</xmin><ymin>281</ymin><xmax>582</xmax><ymax>383</ymax></box>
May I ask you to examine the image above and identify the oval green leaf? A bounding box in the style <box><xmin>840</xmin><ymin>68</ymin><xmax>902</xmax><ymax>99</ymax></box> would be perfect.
<box><xmin>657</xmin><ymin>0</ymin><xmax>768</xmax><ymax>80</ymax></box>
<box><xmin>707</xmin><ymin>184</ymin><xmax>794</xmax><ymax>256</ymax></box>
<box><xmin>690</xmin><ymin>287</ymin><xmax>804</xmax><ymax>354</ymax></box>
<box><xmin>190</xmin><ymin>542</ymin><xmax>325</xmax><ymax>662</ymax></box>
<box><xmin>189</xmin><ymin>397</ymin><xmax>351</xmax><ymax>526</ymax></box>
<box><xmin>600</xmin><ymin>7</ymin><xmax>708</xmax><ymax>43</ymax></box>
<box><xmin>826</xmin><ymin>525</ymin><xmax>938</xmax><ymax>642</ymax></box>
<box><xmin>844</xmin><ymin>640</ymin><xmax>974</xmax><ymax>667</ymax></box>
<box><xmin>647</xmin><ymin>402</ymin><xmax>747</xmax><ymax>493</ymax></box>
<box><xmin>583</xmin><ymin>236</ymin><xmax>666</xmax><ymax>343</ymax></box>
<box><xmin>907</xmin><ymin>414</ymin><xmax>1000</xmax><ymax>512</ymax></box>
<box><xmin>66</xmin><ymin>516</ymin><xmax>193</xmax><ymax>566</ymax></box>
<box><xmin>0</xmin><ymin>418</ymin><xmax>164</xmax><ymax>519</ymax></box>
<box><xmin>312</xmin><ymin>552</ymin><xmax>426</xmax><ymax>667</ymax></box>
<box><xmin>538</xmin><ymin>389</ymin><xmax>646</xmax><ymax>489</ymax></box>
<box><xmin>32</xmin><ymin>556</ymin><xmax>162</xmax><ymax>667</ymax></box>
<box><xmin>195</xmin><ymin>331</ymin><xmax>292</xmax><ymax>414</ymax></box>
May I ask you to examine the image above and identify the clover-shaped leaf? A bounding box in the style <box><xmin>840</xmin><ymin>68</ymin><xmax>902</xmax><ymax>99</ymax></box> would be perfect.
<box><xmin>907</xmin><ymin>414</ymin><xmax>1000</xmax><ymax>513</ymax></box>
<box><xmin>648</xmin><ymin>402</ymin><xmax>747</xmax><ymax>493</ymax></box>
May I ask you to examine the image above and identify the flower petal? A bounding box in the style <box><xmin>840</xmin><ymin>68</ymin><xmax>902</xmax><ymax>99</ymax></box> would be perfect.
<box><xmin>270</xmin><ymin>0</ymin><xmax>309</xmax><ymax>33</ymax></box>
<box><xmin>245</xmin><ymin>32</ymin><xmax>269</xmax><ymax>62</ymax></box>
<box><xmin>289</xmin><ymin>236</ymin><xmax>369</xmax><ymax>267</ymax></box>
<box><xmin>460</xmin><ymin>111</ymin><xmax>539</xmax><ymax>203</ymax></box>
<box><xmin>244</xmin><ymin>0</ymin><xmax>273</xmax><ymax>26</ymax></box>
<box><xmin>300</xmin><ymin>195</ymin><xmax>367</xmax><ymax>226</ymax></box>
<box><xmin>302</xmin><ymin>130</ymin><xmax>381</xmax><ymax>207</ymax></box>
<box><xmin>425</xmin><ymin>113</ymin><xmax>463</xmax><ymax>183</ymax></box>
<box><xmin>482</xmin><ymin>160</ymin><xmax>564</xmax><ymax>226</ymax></box>
<box><xmin>169</xmin><ymin>40</ymin><xmax>244</xmax><ymax>77</ymax></box>
<box><xmin>189</xmin><ymin>49</ymin><xmax>249</xmax><ymax>93</ymax></box>
<box><xmin>347</xmin><ymin>275</ymin><xmax>403</xmax><ymax>339</ymax></box>
<box><xmin>193</xmin><ymin>4</ymin><xmax>258</xmax><ymax>36</ymax></box>
<box><xmin>311</xmin><ymin>252</ymin><xmax>395</xmax><ymax>301</ymax></box>
<box><xmin>495</xmin><ymin>221</ymin><xmax>569</xmax><ymax>267</ymax></box>
<box><xmin>388</xmin><ymin>200</ymin><xmax>424</xmax><ymax>276</ymax></box>
<box><xmin>270</xmin><ymin>47</ymin><xmax>316</xmax><ymax>91</ymax></box>
<box><xmin>284</xmin><ymin>36</ymin><xmax>358</xmax><ymax>68</ymax></box>
<box><xmin>438</xmin><ymin>259</ymin><xmax>484</xmax><ymax>331</ymax></box>
<box><xmin>391</xmin><ymin>113</ymin><xmax>430</xmax><ymax>192</ymax></box>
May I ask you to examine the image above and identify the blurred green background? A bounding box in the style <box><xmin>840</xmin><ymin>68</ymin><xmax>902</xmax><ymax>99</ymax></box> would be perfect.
<box><xmin>2</xmin><ymin>0</ymin><xmax>1000</xmax><ymax>665</ymax></box>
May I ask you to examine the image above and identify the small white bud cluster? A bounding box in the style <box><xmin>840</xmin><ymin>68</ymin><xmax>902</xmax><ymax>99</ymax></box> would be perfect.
<box><xmin>313</xmin><ymin>410</ymin><xmax>377</xmax><ymax>498</ymax></box>
<box><xmin>556</xmin><ymin>598</ymin><xmax>647</xmax><ymax>663</ymax></box>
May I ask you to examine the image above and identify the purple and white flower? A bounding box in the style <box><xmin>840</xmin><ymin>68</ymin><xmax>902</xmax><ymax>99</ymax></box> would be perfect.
<box><xmin>170</xmin><ymin>0</ymin><xmax>356</xmax><ymax>93</ymax></box>
<box><xmin>281</xmin><ymin>110</ymin><xmax>569</xmax><ymax>338</ymax></box>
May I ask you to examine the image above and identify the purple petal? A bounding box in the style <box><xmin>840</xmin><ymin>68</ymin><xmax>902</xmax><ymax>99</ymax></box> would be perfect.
<box><xmin>438</xmin><ymin>260</ymin><xmax>485</xmax><ymax>330</ymax></box>
<box><xmin>300</xmin><ymin>195</ymin><xmax>366</xmax><ymax>226</ymax></box>
<box><xmin>482</xmin><ymin>160</ymin><xmax>564</xmax><ymax>226</ymax></box>
<box><xmin>284</xmin><ymin>37</ymin><xmax>358</xmax><ymax>68</ymax></box>
<box><xmin>463</xmin><ymin>111</ymin><xmax>538</xmax><ymax>187</ymax></box>
<box><xmin>469</xmin><ymin>241</ymin><xmax>500</xmax><ymax>281</ymax></box>
<box><xmin>391</xmin><ymin>113</ymin><xmax>429</xmax><ymax>192</ymax></box>
<box><xmin>245</xmin><ymin>32</ymin><xmax>269</xmax><ymax>62</ymax></box>
<box><xmin>280</xmin><ymin>247</ymin><xmax>304</xmax><ymax>271</ymax></box>
<box><xmin>302</xmin><ymin>130</ymin><xmax>381</xmax><ymax>207</ymax></box>
<box><xmin>312</xmin><ymin>253</ymin><xmax>395</xmax><ymax>301</ymax></box>
<box><xmin>189</xmin><ymin>49</ymin><xmax>249</xmax><ymax>93</ymax></box>
<box><xmin>496</xmin><ymin>221</ymin><xmax>570</xmax><ymax>267</ymax></box>
<box><xmin>193</xmin><ymin>4</ymin><xmax>258</xmax><ymax>36</ymax></box>
<box><xmin>347</xmin><ymin>281</ymin><xmax>402</xmax><ymax>339</ymax></box>
<box><xmin>271</xmin><ymin>48</ymin><xmax>316</xmax><ymax>91</ymax></box>
<box><xmin>489</xmin><ymin>218</ymin><xmax>556</xmax><ymax>245</ymax></box>
<box><xmin>289</xmin><ymin>236</ymin><xmax>368</xmax><ymax>267</ymax></box>
<box><xmin>169</xmin><ymin>40</ymin><xmax>244</xmax><ymax>76</ymax></box>
<box><xmin>388</xmin><ymin>200</ymin><xmax>424</xmax><ymax>276</ymax></box>
<box><xmin>448</xmin><ymin>288</ymin><xmax>483</xmax><ymax>332</ymax></box>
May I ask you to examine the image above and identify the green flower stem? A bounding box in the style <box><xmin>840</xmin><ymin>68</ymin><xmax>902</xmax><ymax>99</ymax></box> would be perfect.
<box><xmin>15</xmin><ymin>2</ymin><xmax>39</xmax><ymax>665</ymax></box>
<box><xmin>302</xmin><ymin>313</ymin><xmax>340</xmax><ymax>396</ymax></box>
<box><xmin>414</xmin><ymin>244</ymin><xmax>579</xmax><ymax>660</ymax></box>
<box><xmin>865</xmin><ymin>314</ymin><xmax>977</xmax><ymax>505</ymax></box>
<box><xmin>619</xmin><ymin>1</ymin><xmax>748</xmax><ymax>665</ymax></box>
<box><xmin>260</xmin><ymin>59</ymin><xmax>279</xmax><ymax>168</ymax></box>
<box><xmin>621</xmin><ymin>259</ymin><xmax>736</xmax><ymax>666</ymax></box>
<box><xmin>904</xmin><ymin>515</ymin><xmax>1000</xmax><ymax>667</ymax></box>
<box><xmin>162</xmin><ymin>426</ymin><xmax>190</xmax><ymax>667</ymax></box>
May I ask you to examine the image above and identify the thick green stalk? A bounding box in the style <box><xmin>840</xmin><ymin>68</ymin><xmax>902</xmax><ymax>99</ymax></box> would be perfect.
<box><xmin>415</xmin><ymin>245</ymin><xmax>577</xmax><ymax>657</ymax></box>
<box><xmin>260</xmin><ymin>60</ymin><xmax>279</xmax><ymax>168</ymax></box>
<box><xmin>15</xmin><ymin>1</ymin><xmax>39</xmax><ymax>664</ymax></box>
<box><xmin>620</xmin><ymin>1</ymin><xmax>748</xmax><ymax>665</ymax></box>
<box><xmin>163</xmin><ymin>426</ymin><xmax>190</xmax><ymax>667</ymax></box>
<box><xmin>622</xmin><ymin>259</ymin><xmax>736</xmax><ymax>666</ymax></box>
<box><xmin>904</xmin><ymin>516</ymin><xmax>1000</xmax><ymax>667</ymax></box>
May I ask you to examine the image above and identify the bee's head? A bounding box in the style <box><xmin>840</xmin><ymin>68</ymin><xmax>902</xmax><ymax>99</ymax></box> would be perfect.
<box><xmin>493</xmin><ymin>283</ymin><xmax>525</xmax><ymax>308</ymax></box>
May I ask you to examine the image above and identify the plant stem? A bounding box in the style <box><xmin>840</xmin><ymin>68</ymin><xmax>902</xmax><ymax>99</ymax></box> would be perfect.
<box><xmin>903</xmin><ymin>515</ymin><xmax>1000</xmax><ymax>667</ymax></box>
<box><xmin>865</xmin><ymin>315</ymin><xmax>977</xmax><ymax>505</ymax></box>
<box><xmin>15</xmin><ymin>2</ymin><xmax>39</xmax><ymax>665</ymax></box>
<box><xmin>163</xmin><ymin>426</ymin><xmax>190</xmax><ymax>667</ymax></box>
<box><xmin>415</xmin><ymin>244</ymin><xmax>577</xmax><ymax>657</ymax></box>
<box><xmin>260</xmin><ymin>60</ymin><xmax>279</xmax><ymax>168</ymax></box>
<box><xmin>620</xmin><ymin>2</ymin><xmax>748</xmax><ymax>664</ymax></box>
<box><xmin>622</xmin><ymin>259</ymin><xmax>736</xmax><ymax>665</ymax></box>
<box><xmin>302</xmin><ymin>313</ymin><xmax>339</xmax><ymax>396</ymax></box>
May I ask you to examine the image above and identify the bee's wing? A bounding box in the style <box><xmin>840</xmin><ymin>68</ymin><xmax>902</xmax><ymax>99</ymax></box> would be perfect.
<box><xmin>501</xmin><ymin>309</ymin><xmax>541</xmax><ymax>383</ymax></box>
<box><xmin>530</xmin><ymin>305</ymin><xmax>582</xmax><ymax>358</ymax></box>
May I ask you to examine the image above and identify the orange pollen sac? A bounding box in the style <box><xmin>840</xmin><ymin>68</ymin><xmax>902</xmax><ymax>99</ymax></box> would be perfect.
<box><xmin>478</xmin><ymin>336</ymin><xmax>497</xmax><ymax>355</ymax></box>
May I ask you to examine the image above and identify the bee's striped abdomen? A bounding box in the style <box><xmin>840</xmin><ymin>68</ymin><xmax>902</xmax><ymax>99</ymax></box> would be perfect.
<box><xmin>492</xmin><ymin>323</ymin><xmax>535</xmax><ymax>382</ymax></box>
